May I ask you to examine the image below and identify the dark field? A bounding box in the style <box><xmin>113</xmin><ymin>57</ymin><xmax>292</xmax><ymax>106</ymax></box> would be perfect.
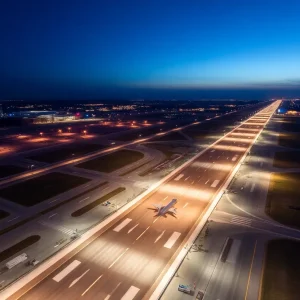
<box><xmin>0</xmin><ymin>172</ymin><xmax>91</xmax><ymax>206</ymax></box>
<box><xmin>261</xmin><ymin>239</ymin><xmax>300</xmax><ymax>300</ymax></box>
<box><xmin>27</xmin><ymin>143</ymin><xmax>106</xmax><ymax>163</ymax></box>
<box><xmin>266</xmin><ymin>172</ymin><xmax>300</xmax><ymax>228</ymax></box>
<box><xmin>76</xmin><ymin>149</ymin><xmax>144</xmax><ymax>173</ymax></box>
<box><xmin>0</xmin><ymin>165</ymin><xmax>26</xmax><ymax>178</ymax></box>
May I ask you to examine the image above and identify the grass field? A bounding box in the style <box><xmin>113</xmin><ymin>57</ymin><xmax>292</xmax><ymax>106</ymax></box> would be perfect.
<box><xmin>260</xmin><ymin>239</ymin><xmax>300</xmax><ymax>300</ymax></box>
<box><xmin>0</xmin><ymin>210</ymin><xmax>10</xmax><ymax>220</ymax></box>
<box><xmin>265</xmin><ymin>172</ymin><xmax>300</xmax><ymax>228</ymax></box>
<box><xmin>0</xmin><ymin>172</ymin><xmax>91</xmax><ymax>206</ymax></box>
<box><xmin>76</xmin><ymin>149</ymin><xmax>144</xmax><ymax>173</ymax></box>
<box><xmin>280</xmin><ymin>118</ymin><xmax>300</xmax><ymax>132</ymax></box>
<box><xmin>273</xmin><ymin>151</ymin><xmax>300</xmax><ymax>168</ymax></box>
<box><xmin>72</xmin><ymin>187</ymin><xmax>126</xmax><ymax>217</ymax></box>
<box><xmin>278</xmin><ymin>133</ymin><xmax>300</xmax><ymax>149</ymax></box>
<box><xmin>0</xmin><ymin>165</ymin><xmax>26</xmax><ymax>179</ymax></box>
<box><xmin>0</xmin><ymin>235</ymin><xmax>40</xmax><ymax>263</ymax></box>
<box><xmin>27</xmin><ymin>143</ymin><xmax>106</xmax><ymax>163</ymax></box>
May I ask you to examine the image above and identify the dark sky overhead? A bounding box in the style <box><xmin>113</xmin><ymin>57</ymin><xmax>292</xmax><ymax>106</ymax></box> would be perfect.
<box><xmin>1</xmin><ymin>0</ymin><xmax>300</xmax><ymax>100</ymax></box>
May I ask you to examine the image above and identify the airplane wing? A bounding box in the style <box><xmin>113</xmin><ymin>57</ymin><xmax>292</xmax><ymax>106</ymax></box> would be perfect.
<box><xmin>168</xmin><ymin>208</ymin><xmax>177</xmax><ymax>214</ymax></box>
<box><xmin>152</xmin><ymin>204</ymin><xmax>162</xmax><ymax>210</ymax></box>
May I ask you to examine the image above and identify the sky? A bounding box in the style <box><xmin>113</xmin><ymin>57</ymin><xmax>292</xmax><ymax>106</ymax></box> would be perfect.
<box><xmin>0</xmin><ymin>0</ymin><xmax>300</xmax><ymax>100</ymax></box>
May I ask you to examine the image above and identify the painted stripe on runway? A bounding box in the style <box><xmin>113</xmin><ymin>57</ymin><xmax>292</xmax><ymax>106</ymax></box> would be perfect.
<box><xmin>211</xmin><ymin>180</ymin><xmax>220</xmax><ymax>188</ymax></box>
<box><xmin>121</xmin><ymin>286</ymin><xmax>140</xmax><ymax>300</ymax></box>
<box><xmin>155</xmin><ymin>230</ymin><xmax>165</xmax><ymax>243</ymax></box>
<box><xmin>250</xmin><ymin>183</ymin><xmax>256</xmax><ymax>193</ymax></box>
<box><xmin>183</xmin><ymin>203</ymin><xmax>188</xmax><ymax>208</ymax></box>
<box><xmin>174</xmin><ymin>174</ymin><xmax>184</xmax><ymax>181</ymax></box>
<box><xmin>164</xmin><ymin>232</ymin><xmax>181</xmax><ymax>249</ymax></box>
<box><xmin>113</xmin><ymin>218</ymin><xmax>132</xmax><ymax>232</ymax></box>
<box><xmin>53</xmin><ymin>260</ymin><xmax>81</xmax><ymax>282</ymax></box>
<box><xmin>127</xmin><ymin>224</ymin><xmax>139</xmax><ymax>234</ymax></box>
<box><xmin>210</xmin><ymin>149</ymin><xmax>215</xmax><ymax>152</ymax></box>
<box><xmin>232</xmin><ymin>155</ymin><xmax>238</xmax><ymax>161</ymax></box>
<box><xmin>69</xmin><ymin>269</ymin><xmax>89</xmax><ymax>288</ymax></box>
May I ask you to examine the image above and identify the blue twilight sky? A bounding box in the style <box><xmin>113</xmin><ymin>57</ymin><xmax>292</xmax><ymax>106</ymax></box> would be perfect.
<box><xmin>0</xmin><ymin>0</ymin><xmax>300</xmax><ymax>100</ymax></box>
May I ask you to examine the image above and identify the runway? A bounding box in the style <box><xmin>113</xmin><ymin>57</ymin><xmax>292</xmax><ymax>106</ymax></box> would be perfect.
<box><xmin>9</xmin><ymin>102</ymin><xmax>280</xmax><ymax>300</ymax></box>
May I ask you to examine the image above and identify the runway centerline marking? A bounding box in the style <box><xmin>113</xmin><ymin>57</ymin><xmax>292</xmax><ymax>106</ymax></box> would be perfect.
<box><xmin>136</xmin><ymin>226</ymin><xmax>150</xmax><ymax>241</ymax></box>
<box><xmin>53</xmin><ymin>260</ymin><xmax>81</xmax><ymax>282</ymax></box>
<box><xmin>183</xmin><ymin>203</ymin><xmax>188</xmax><ymax>208</ymax></box>
<box><xmin>81</xmin><ymin>274</ymin><xmax>103</xmax><ymax>296</ymax></box>
<box><xmin>155</xmin><ymin>230</ymin><xmax>165</xmax><ymax>243</ymax></box>
<box><xmin>128</xmin><ymin>224</ymin><xmax>139</xmax><ymax>234</ymax></box>
<box><xmin>69</xmin><ymin>269</ymin><xmax>90</xmax><ymax>288</ymax></box>
<box><xmin>153</xmin><ymin>217</ymin><xmax>159</xmax><ymax>223</ymax></box>
<box><xmin>105</xmin><ymin>282</ymin><xmax>122</xmax><ymax>300</ymax></box>
<box><xmin>163</xmin><ymin>196</ymin><xmax>168</xmax><ymax>201</ymax></box>
<box><xmin>108</xmin><ymin>248</ymin><xmax>129</xmax><ymax>269</ymax></box>
<box><xmin>205</xmin><ymin>180</ymin><xmax>210</xmax><ymax>185</ymax></box>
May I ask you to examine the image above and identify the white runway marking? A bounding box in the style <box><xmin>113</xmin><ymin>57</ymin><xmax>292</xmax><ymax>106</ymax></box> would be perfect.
<box><xmin>210</xmin><ymin>149</ymin><xmax>215</xmax><ymax>152</ymax></box>
<box><xmin>7</xmin><ymin>216</ymin><xmax>19</xmax><ymax>223</ymax></box>
<box><xmin>48</xmin><ymin>213</ymin><xmax>57</xmax><ymax>219</ymax></box>
<box><xmin>163</xmin><ymin>196</ymin><xmax>168</xmax><ymax>201</ymax></box>
<box><xmin>211</xmin><ymin>180</ymin><xmax>220</xmax><ymax>188</ymax></box>
<box><xmin>108</xmin><ymin>248</ymin><xmax>129</xmax><ymax>269</ymax></box>
<box><xmin>79</xmin><ymin>197</ymin><xmax>89</xmax><ymax>203</ymax></box>
<box><xmin>53</xmin><ymin>260</ymin><xmax>81</xmax><ymax>282</ymax></box>
<box><xmin>232</xmin><ymin>155</ymin><xmax>238</xmax><ymax>161</ymax></box>
<box><xmin>121</xmin><ymin>286</ymin><xmax>140</xmax><ymax>300</ymax></box>
<box><xmin>49</xmin><ymin>197</ymin><xmax>60</xmax><ymax>204</ymax></box>
<box><xmin>81</xmin><ymin>274</ymin><xmax>103</xmax><ymax>296</ymax></box>
<box><xmin>164</xmin><ymin>232</ymin><xmax>181</xmax><ymax>249</ymax></box>
<box><xmin>174</xmin><ymin>174</ymin><xmax>184</xmax><ymax>181</ymax></box>
<box><xmin>205</xmin><ymin>180</ymin><xmax>209</xmax><ymax>185</ymax></box>
<box><xmin>250</xmin><ymin>183</ymin><xmax>256</xmax><ymax>193</ymax></box>
<box><xmin>69</xmin><ymin>269</ymin><xmax>90</xmax><ymax>288</ymax></box>
<box><xmin>105</xmin><ymin>282</ymin><xmax>122</xmax><ymax>300</ymax></box>
<box><xmin>127</xmin><ymin>224</ymin><xmax>139</xmax><ymax>234</ymax></box>
<box><xmin>155</xmin><ymin>230</ymin><xmax>165</xmax><ymax>243</ymax></box>
<box><xmin>183</xmin><ymin>203</ymin><xmax>188</xmax><ymax>208</ymax></box>
<box><xmin>113</xmin><ymin>218</ymin><xmax>132</xmax><ymax>232</ymax></box>
<box><xmin>136</xmin><ymin>226</ymin><xmax>150</xmax><ymax>241</ymax></box>
<box><xmin>191</xmin><ymin>181</ymin><xmax>194</xmax><ymax>184</ymax></box>
<box><xmin>184</xmin><ymin>176</ymin><xmax>190</xmax><ymax>181</ymax></box>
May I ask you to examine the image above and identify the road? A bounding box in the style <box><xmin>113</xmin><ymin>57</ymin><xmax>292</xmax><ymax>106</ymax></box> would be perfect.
<box><xmin>5</xmin><ymin>101</ymin><xmax>280</xmax><ymax>300</ymax></box>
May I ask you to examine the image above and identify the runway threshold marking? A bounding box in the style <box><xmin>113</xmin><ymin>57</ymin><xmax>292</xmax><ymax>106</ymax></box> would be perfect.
<box><xmin>69</xmin><ymin>269</ymin><xmax>90</xmax><ymax>288</ymax></box>
<box><xmin>53</xmin><ymin>260</ymin><xmax>81</xmax><ymax>282</ymax></box>
<box><xmin>121</xmin><ymin>286</ymin><xmax>140</xmax><ymax>300</ymax></box>
<box><xmin>127</xmin><ymin>224</ymin><xmax>139</xmax><ymax>233</ymax></box>
<box><xmin>244</xmin><ymin>240</ymin><xmax>257</xmax><ymax>300</ymax></box>
<box><xmin>211</xmin><ymin>180</ymin><xmax>220</xmax><ymax>188</ymax></box>
<box><xmin>155</xmin><ymin>230</ymin><xmax>165</xmax><ymax>243</ymax></box>
<box><xmin>108</xmin><ymin>248</ymin><xmax>129</xmax><ymax>269</ymax></box>
<box><xmin>113</xmin><ymin>218</ymin><xmax>132</xmax><ymax>232</ymax></box>
<box><xmin>164</xmin><ymin>232</ymin><xmax>181</xmax><ymax>249</ymax></box>
<box><xmin>81</xmin><ymin>274</ymin><xmax>103</xmax><ymax>296</ymax></box>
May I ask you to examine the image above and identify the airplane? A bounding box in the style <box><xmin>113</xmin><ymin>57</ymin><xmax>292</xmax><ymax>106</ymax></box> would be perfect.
<box><xmin>152</xmin><ymin>198</ymin><xmax>177</xmax><ymax>217</ymax></box>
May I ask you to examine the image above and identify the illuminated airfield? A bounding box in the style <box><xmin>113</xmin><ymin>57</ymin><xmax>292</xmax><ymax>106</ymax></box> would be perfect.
<box><xmin>8</xmin><ymin>102</ymin><xmax>280</xmax><ymax>300</ymax></box>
